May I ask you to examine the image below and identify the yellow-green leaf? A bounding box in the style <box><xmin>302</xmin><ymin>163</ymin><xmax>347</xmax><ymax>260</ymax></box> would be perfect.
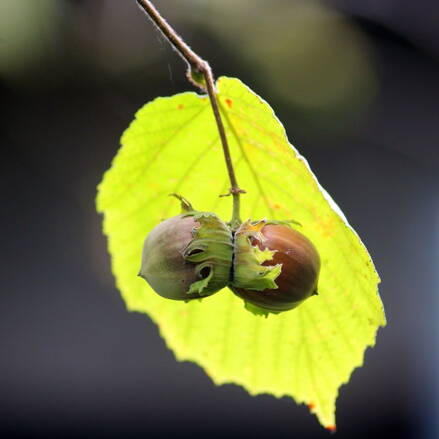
<box><xmin>96</xmin><ymin>77</ymin><xmax>386</xmax><ymax>429</ymax></box>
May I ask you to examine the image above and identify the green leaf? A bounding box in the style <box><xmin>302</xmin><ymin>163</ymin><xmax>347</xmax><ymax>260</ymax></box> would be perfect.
<box><xmin>96</xmin><ymin>77</ymin><xmax>386</xmax><ymax>429</ymax></box>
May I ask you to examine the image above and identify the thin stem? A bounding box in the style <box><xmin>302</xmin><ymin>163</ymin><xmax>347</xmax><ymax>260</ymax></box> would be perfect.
<box><xmin>136</xmin><ymin>0</ymin><xmax>244</xmax><ymax>226</ymax></box>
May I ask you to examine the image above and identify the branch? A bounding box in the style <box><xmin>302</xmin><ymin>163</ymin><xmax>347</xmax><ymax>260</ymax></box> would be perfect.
<box><xmin>136</xmin><ymin>0</ymin><xmax>244</xmax><ymax>226</ymax></box>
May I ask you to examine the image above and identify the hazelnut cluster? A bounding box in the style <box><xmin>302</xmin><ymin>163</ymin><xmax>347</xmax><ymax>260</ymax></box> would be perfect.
<box><xmin>139</xmin><ymin>196</ymin><xmax>320</xmax><ymax>314</ymax></box>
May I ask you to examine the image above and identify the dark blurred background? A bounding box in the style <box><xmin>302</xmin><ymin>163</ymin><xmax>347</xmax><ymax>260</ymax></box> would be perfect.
<box><xmin>1</xmin><ymin>0</ymin><xmax>438</xmax><ymax>438</ymax></box>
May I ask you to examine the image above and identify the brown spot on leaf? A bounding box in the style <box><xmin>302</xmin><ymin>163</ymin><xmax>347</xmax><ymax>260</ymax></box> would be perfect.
<box><xmin>326</xmin><ymin>425</ymin><xmax>337</xmax><ymax>433</ymax></box>
<box><xmin>307</xmin><ymin>402</ymin><xmax>315</xmax><ymax>410</ymax></box>
<box><xmin>177</xmin><ymin>104</ymin><xmax>184</xmax><ymax>109</ymax></box>
<box><xmin>225</xmin><ymin>98</ymin><xmax>233</xmax><ymax>108</ymax></box>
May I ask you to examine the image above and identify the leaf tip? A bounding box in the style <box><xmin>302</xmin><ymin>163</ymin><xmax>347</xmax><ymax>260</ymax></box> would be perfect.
<box><xmin>326</xmin><ymin>425</ymin><xmax>337</xmax><ymax>434</ymax></box>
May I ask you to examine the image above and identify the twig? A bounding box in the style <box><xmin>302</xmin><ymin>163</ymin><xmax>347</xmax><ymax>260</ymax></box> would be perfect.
<box><xmin>136</xmin><ymin>0</ymin><xmax>244</xmax><ymax>226</ymax></box>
